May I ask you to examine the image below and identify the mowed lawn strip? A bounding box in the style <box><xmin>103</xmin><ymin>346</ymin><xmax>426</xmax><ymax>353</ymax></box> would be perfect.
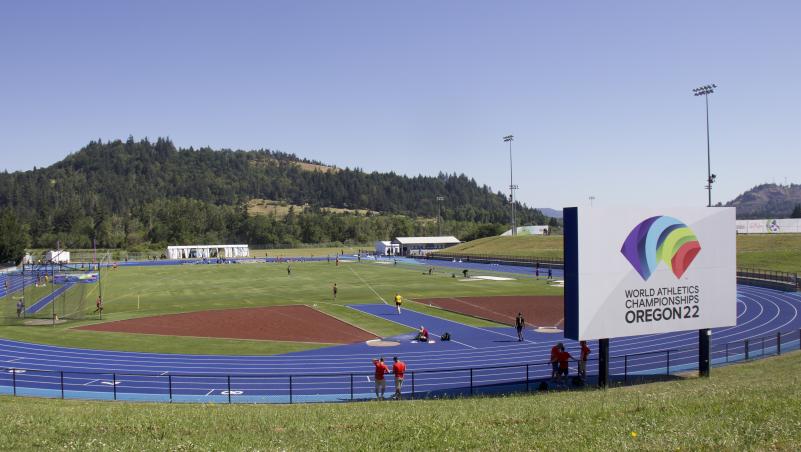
<box><xmin>1</xmin><ymin>351</ymin><xmax>800</xmax><ymax>450</ymax></box>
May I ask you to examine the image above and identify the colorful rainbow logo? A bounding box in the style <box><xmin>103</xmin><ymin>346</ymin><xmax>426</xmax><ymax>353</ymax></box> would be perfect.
<box><xmin>620</xmin><ymin>216</ymin><xmax>701</xmax><ymax>280</ymax></box>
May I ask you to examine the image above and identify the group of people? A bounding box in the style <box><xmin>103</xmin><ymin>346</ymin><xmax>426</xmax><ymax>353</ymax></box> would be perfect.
<box><xmin>550</xmin><ymin>341</ymin><xmax>591</xmax><ymax>386</ymax></box>
<box><xmin>372</xmin><ymin>356</ymin><xmax>407</xmax><ymax>400</ymax></box>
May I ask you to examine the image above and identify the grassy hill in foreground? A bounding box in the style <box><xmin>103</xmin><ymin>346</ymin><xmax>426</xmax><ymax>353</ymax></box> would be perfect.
<box><xmin>441</xmin><ymin>234</ymin><xmax>801</xmax><ymax>273</ymax></box>
<box><xmin>2</xmin><ymin>351</ymin><xmax>800</xmax><ymax>450</ymax></box>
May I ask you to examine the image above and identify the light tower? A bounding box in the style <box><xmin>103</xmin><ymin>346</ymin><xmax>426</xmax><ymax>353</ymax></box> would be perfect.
<box><xmin>503</xmin><ymin>135</ymin><xmax>518</xmax><ymax>236</ymax></box>
<box><xmin>436</xmin><ymin>196</ymin><xmax>445</xmax><ymax>236</ymax></box>
<box><xmin>693</xmin><ymin>84</ymin><xmax>717</xmax><ymax>207</ymax></box>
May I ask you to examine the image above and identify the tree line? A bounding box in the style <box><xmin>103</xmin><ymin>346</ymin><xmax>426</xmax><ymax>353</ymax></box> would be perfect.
<box><xmin>0</xmin><ymin>138</ymin><xmax>551</xmax><ymax>262</ymax></box>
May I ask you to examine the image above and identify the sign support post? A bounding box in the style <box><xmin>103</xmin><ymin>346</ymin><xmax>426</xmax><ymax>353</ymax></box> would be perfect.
<box><xmin>598</xmin><ymin>338</ymin><xmax>609</xmax><ymax>388</ymax></box>
<box><xmin>699</xmin><ymin>328</ymin><xmax>710</xmax><ymax>377</ymax></box>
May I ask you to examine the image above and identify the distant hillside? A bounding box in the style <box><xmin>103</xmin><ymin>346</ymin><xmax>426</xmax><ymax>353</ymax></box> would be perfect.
<box><xmin>726</xmin><ymin>183</ymin><xmax>801</xmax><ymax>219</ymax></box>
<box><xmin>0</xmin><ymin>137</ymin><xmax>548</xmax><ymax>249</ymax></box>
<box><xmin>539</xmin><ymin>208</ymin><xmax>563</xmax><ymax>219</ymax></box>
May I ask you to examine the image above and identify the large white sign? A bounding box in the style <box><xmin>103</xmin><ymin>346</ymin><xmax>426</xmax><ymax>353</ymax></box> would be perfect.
<box><xmin>564</xmin><ymin>207</ymin><xmax>736</xmax><ymax>341</ymax></box>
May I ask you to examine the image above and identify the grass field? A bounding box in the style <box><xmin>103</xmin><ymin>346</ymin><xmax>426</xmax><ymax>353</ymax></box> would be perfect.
<box><xmin>1</xmin><ymin>350</ymin><xmax>799</xmax><ymax>450</ymax></box>
<box><xmin>442</xmin><ymin>234</ymin><xmax>801</xmax><ymax>272</ymax></box>
<box><xmin>0</xmin><ymin>260</ymin><xmax>555</xmax><ymax>354</ymax></box>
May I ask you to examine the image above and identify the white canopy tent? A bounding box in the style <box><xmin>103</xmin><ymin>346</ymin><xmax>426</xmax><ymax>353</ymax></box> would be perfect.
<box><xmin>167</xmin><ymin>245</ymin><xmax>250</xmax><ymax>260</ymax></box>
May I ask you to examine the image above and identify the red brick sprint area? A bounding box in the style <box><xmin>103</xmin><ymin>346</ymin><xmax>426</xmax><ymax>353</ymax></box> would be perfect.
<box><xmin>76</xmin><ymin>305</ymin><xmax>377</xmax><ymax>344</ymax></box>
<box><xmin>418</xmin><ymin>296</ymin><xmax>564</xmax><ymax>328</ymax></box>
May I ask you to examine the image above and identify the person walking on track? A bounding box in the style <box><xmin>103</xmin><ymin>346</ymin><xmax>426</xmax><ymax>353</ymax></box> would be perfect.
<box><xmin>394</xmin><ymin>293</ymin><xmax>403</xmax><ymax>314</ymax></box>
<box><xmin>515</xmin><ymin>312</ymin><xmax>525</xmax><ymax>342</ymax></box>
<box><xmin>392</xmin><ymin>356</ymin><xmax>406</xmax><ymax>400</ymax></box>
<box><xmin>372</xmin><ymin>357</ymin><xmax>389</xmax><ymax>400</ymax></box>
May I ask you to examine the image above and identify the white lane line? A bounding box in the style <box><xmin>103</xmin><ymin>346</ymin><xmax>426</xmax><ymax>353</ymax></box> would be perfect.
<box><xmin>160</xmin><ymin>371</ymin><xmax>169</xmax><ymax>376</ymax></box>
<box><xmin>348</xmin><ymin>267</ymin><xmax>388</xmax><ymax>305</ymax></box>
<box><xmin>83</xmin><ymin>379</ymin><xmax>99</xmax><ymax>386</ymax></box>
<box><xmin>6</xmin><ymin>358</ymin><xmax>21</xmax><ymax>363</ymax></box>
<box><xmin>205</xmin><ymin>389</ymin><xmax>214</xmax><ymax>396</ymax></box>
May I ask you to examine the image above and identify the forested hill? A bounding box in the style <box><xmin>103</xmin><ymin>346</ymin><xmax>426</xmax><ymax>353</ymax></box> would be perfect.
<box><xmin>0</xmin><ymin>138</ymin><xmax>547</xmax><ymax>250</ymax></box>
<box><xmin>725</xmin><ymin>183</ymin><xmax>801</xmax><ymax>219</ymax></box>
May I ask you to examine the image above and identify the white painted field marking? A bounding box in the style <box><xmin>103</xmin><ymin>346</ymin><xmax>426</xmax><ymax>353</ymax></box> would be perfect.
<box><xmin>205</xmin><ymin>389</ymin><xmax>214</xmax><ymax>396</ymax></box>
<box><xmin>83</xmin><ymin>379</ymin><xmax>100</xmax><ymax>386</ymax></box>
<box><xmin>100</xmin><ymin>380</ymin><xmax>122</xmax><ymax>386</ymax></box>
<box><xmin>6</xmin><ymin>358</ymin><xmax>21</xmax><ymax>363</ymax></box>
<box><xmin>160</xmin><ymin>371</ymin><xmax>169</xmax><ymax>376</ymax></box>
<box><xmin>7</xmin><ymin>369</ymin><xmax>25</xmax><ymax>374</ymax></box>
<box><xmin>348</xmin><ymin>267</ymin><xmax>388</xmax><ymax>305</ymax></box>
<box><xmin>221</xmin><ymin>390</ymin><xmax>243</xmax><ymax>395</ymax></box>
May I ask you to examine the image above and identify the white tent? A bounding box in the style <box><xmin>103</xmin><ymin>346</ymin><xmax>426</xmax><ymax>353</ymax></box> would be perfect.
<box><xmin>167</xmin><ymin>245</ymin><xmax>250</xmax><ymax>260</ymax></box>
<box><xmin>46</xmin><ymin>250</ymin><xmax>70</xmax><ymax>263</ymax></box>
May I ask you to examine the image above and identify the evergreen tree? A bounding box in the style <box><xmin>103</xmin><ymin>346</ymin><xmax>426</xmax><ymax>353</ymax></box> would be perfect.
<box><xmin>0</xmin><ymin>209</ymin><xmax>30</xmax><ymax>264</ymax></box>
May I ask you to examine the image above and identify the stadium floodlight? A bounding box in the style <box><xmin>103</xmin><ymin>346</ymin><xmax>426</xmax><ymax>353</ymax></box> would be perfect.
<box><xmin>436</xmin><ymin>196</ymin><xmax>445</xmax><ymax>236</ymax></box>
<box><xmin>692</xmin><ymin>83</ymin><xmax>717</xmax><ymax>207</ymax></box>
<box><xmin>503</xmin><ymin>135</ymin><xmax>517</xmax><ymax>236</ymax></box>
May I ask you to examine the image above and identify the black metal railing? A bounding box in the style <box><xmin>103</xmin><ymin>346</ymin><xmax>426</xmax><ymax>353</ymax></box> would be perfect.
<box><xmin>2</xmin><ymin>328</ymin><xmax>798</xmax><ymax>404</ymax></box>
<box><xmin>425</xmin><ymin>253</ymin><xmax>564</xmax><ymax>269</ymax></box>
<box><xmin>737</xmin><ymin>267</ymin><xmax>800</xmax><ymax>291</ymax></box>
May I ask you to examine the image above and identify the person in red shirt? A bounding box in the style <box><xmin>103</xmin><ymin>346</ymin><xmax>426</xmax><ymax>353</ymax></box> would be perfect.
<box><xmin>550</xmin><ymin>343</ymin><xmax>562</xmax><ymax>380</ymax></box>
<box><xmin>372</xmin><ymin>357</ymin><xmax>389</xmax><ymax>400</ymax></box>
<box><xmin>556</xmin><ymin>345</ymin><xmax>576</xmax><ymax>386</ymax></box>
<box><xmin>392</xmin><ymin>356</ymin><xmax>406</xmax><ymax>400</ymax></box>
<box><xmin>579</xmin><ymin>341</ymin><xmax>591</xmax><ymax>381</ymax></box>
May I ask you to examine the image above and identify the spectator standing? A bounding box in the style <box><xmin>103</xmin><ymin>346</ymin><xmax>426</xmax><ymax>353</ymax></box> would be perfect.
<box><xmin>332</xmin><ymin>283</ymin><xmax>338</xmax><ymax>301</ymax></box>
<box><xmin>372</xmin><ymin>357</ymin><xmax>389</xmax><ymax>400</ymax></box>
<box><xmin>550</xmin><ymin>342</ymin><xmax>562</xmax><ymax>380</ymax></box>
<box><xmin>392</xmin><ymin>357</ymin><xmax>406</xmax><ymax>400</ymax></box>
<box><xmin>579</xmin><ymin>341</ymin><xmax>591</xmax><ymax>381</ymax></box>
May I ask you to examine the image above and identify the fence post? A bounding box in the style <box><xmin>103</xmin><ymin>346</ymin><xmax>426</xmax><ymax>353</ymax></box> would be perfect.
<box><xmin>666</xmin><ymin>350</ymin><xmax>670</xmax><ymax>375</ymax></box>
<box><xmin>745</xmin><ymin>339</ymin><xmax>749</xmax><ymax>360</ymax></box>
<box><xmin>525</xmin><ymin>364</ymin><xmax>530</xmax><ymax>392</ymax></box>
<box><xmin>725</xmin><ymin>343</ymin><xmax>729</xmax><ymax>363</ymax></box>
<box><xmin>469</xmin><ymin>368</ymin><xmax>473</xmax><ymax>395</ymax></box>
<box><xmin>60</xmin><ymin>371</ymin><xmax>64</xmax><ymax>399</ymax></box>
<box><xmin>169</xmin><ymin>375</ymin><xmax>173</xmax><ymax>402</ymax></box>
<box><xmin>350</xmin><ymin>374</ymin><xmax>354</xmax><ymax>401</ymax></box>
<box><xmin>12</xmin><ymin>369</ymin><xmax>16</xmax><ymax>396</ymax></box>
<box><xmin>289</xmin><ymin>375</ymin><xmax>293</xmax><ymax>404</ymax></box>
<box><xmin>411</xmin><ymin>371</ymin><xmax>415</xmax><ymax>399</ymax></box>
<box><xmin>624</xmin><ymin>355</ymin><xmax>628</xmax><ymax>383</ymax></box>
<box><xmin>777</xmin><ymin>332</ymin><xmax>782</xmax><ymax>355</ymax></box>
<box><xmin>762</xmin><ymin>337</ymin><xmax>765</xmax><ymax>356</ymax></box>
<box><xmin>113</xmin><ymin>373</ymin><xmax>117</xmax><ymax>400</ymax></box>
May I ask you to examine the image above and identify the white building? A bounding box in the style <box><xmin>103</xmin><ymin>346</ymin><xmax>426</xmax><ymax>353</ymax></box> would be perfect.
<box><xmin>167</xmin><ymin>245</ymin><xmax>250</xmax><ymax>260</ymax></box>
<box><xmin>374</xmin><ymin>241</ymin><xmax>400</xmax><ymax>256</ymax></box>
<box><xmin>46</xmin><ymin>250</ymin><xmax>70</xmax><ymax>263</ymax></box>
<box><xmin>392</xmin><ymin>236</ymin><xmax>460</xmax><ymax>256</ymax></box>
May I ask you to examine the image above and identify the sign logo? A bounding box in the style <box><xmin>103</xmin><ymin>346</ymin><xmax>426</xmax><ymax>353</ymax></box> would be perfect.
<box><xmin>621</xmin><ymin>216</ymin><xmax>701</xmax><ymax>280</ymax></box>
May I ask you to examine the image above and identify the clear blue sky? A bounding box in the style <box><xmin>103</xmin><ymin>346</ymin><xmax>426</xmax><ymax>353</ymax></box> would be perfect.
<box><xmin>1</xmin><ymin>1</ymin><xmax>799</xmax><ymax>209</ymax></box>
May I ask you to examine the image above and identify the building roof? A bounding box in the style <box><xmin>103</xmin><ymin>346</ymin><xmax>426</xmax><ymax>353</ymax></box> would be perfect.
<box><xmin>393</xmin><ymin>236</ymin><xmax>461</xmax><ymax>245</ymax></box>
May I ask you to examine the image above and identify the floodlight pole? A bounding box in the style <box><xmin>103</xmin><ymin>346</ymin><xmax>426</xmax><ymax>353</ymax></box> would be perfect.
<box><xmin>694</xmin><ymin>83</ymin><xmax>716</xmax><ymax>378</ymax></box>
<box><xmin>436</xmin><ymin>196</ymin><xmax>445</xmax><ymax>236</ymax></box>
<box><xmin>504</xmin><ymin>135</ymin><xmax>517</xmax><ymax>236</ymax></box>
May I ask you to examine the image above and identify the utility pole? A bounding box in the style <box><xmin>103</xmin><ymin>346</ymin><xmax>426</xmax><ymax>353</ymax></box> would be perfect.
<box><xmin>436</xmin><ymin>196</ymin><xmax>445</xmax><ymax>236</ymax></box>
<box><xmin>693</xmin><ymin>84</ymin><xmax>717</xmax><ymax>207</ymax></box>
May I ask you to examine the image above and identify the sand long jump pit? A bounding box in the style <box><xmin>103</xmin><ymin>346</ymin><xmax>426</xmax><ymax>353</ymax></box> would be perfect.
<box><xmin>417</xmin><ymin>295</ymin><xmax>564</xmax><ymax>329</ymax></box>
<box><xmin>76</xmin><ymin>305</ymin><xmax>377</xmax><ymax>343</ymax></box>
